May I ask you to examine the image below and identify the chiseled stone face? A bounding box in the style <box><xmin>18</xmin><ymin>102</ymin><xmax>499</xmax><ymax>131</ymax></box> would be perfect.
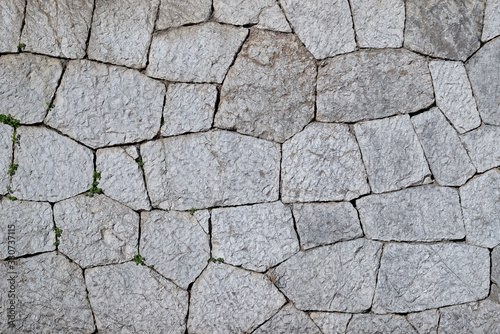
<box><xmin>460</xmin><ymin>125</ymin><xmax>500</xmax><ymax>173</ymax></box>
<box><xmin>310</xmin><ymin>312</ymin><xmax>352</xmax><ymax>334</ymax></box>
<box><xmin>482</xmin><ymin>0</ymin><xmax>500</xmax><ymax>41</ymax></box>
<box><xmin>254</xmin><ymin>304</ymin><xmax>322</xmax><ymax>334</ymax></box>
<box><xmin>213</xmin><ymin>0</ymin><xmax>275</xmax><ymax>25</ymax></box>
<box><xmin>0</xmin><ymin>0</ymin><xmax>24</xmax><ymax>53</ymax></box>
<box><xmin>493</xmin><ymin>246</ymin><xmax>500</xmax><ymax>286</ymax></box>
<box><xmin>156</xmin><ymin>0</ymin><xmax>212</xmax><ymax>29</ymax></box>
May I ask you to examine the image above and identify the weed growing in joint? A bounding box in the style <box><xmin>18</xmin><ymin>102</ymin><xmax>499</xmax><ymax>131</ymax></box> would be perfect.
<box><xmin>133</xmin><ymin>254</ymin><xmax>146</xmax><ymax>265</ymax></box>
<box><xmin>135</xmin><ymin>157</ymin><xmax>144</xmax><ymax>168</ymax></box>
<box><xmin>0</xmin><ymin>114</ymin><xmax>21</xmax><ymax>144</ymax></box>
<box><xmin>46</xmin><ymin>102</ymin><xmax>55</xmax><ymax>111</ymax></box>
<box><xmin>189</xmin><ymin>208</ymin><xmax>196</xmax><ymax>215</ymax></box>
<box><xmin>53</xmin><ymin>226</ymin><xmax>62</xmax><ymax>247</ymax></box>
<box><xmin>208</xmin><ymin>257</ymin><xmax>224</xmax><ymax>263</ymax></box>
<box><xmin>86</xmin><ymin>172</ymin><xmax>103</xmax><ymax>197</ymax></box>
<box><xmin>7</xmin><ymin>195</ymin><xmax>17</xmax><ymax>201</ymax></box>
<box><xmin>7</xmin><ymin>163</ymin><xmax>18</xmax><ymax>176</ymax></box>
<box><xmin>17</xmin><ymin>43</ymin><xmax>25</xmax><ymax>52</ymax></box>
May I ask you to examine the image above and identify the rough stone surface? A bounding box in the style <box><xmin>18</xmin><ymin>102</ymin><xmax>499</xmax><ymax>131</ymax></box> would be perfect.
<box><xmin>493</xmin><ymin>246</ymin><xmax>500</xmax><ymax>286</ymax></box>
<box><xmin>140</xmin><ymin>210</ymin><xmax>210</xmax><ymax>289</ymax></box>
<box><xmin>213</xmin><ymin>0</ymin><xmax>275</xmax><ymax>25</ymax></box>
<box><xmin>45</xmin><ymin>60</ymin><xmax>165</xmax><ymax>149</ymax></box>
<box><xmin>405</xmin><ymin>0</ymin><xmax>484</xmax><ymax>60</ymax></box>
<box><xmin>0</xmin><ymin>252</ymin><xmax>95</xmax><ymax>332</ymax></box>
<box><xmin>215</xmin><ymin>30</ymin><xmax>316</xmax><ymax>143</ymax></box>
<box><xmin>254</xmin><ymin>304</ymin><xmax>321</xmax><ymax>334</ymax></box>
<box><xmin>96</xmin><ymin>147</ymin><xmax>151</xmax><ymax>211</ymax></box>
<box><xmin>460</xmin><ymin>170</ymin><xmax>500</xmax><ymax>248</ymax></box>
<box><xmin>11</xmin><ymin>127</ymin><xmax>93</xmax><ymax>202</ymax></box>
<box><xmin>141</xmin><ymin>130</ymin><xmax>280</xmax><ymax>210</ymax></box>
<box><xmin>412</xmin><ymin>108</ymin><xmax>476</xmax><ymax>186</ymax></box>
<box><xmin>0</xmin><ymin>199</ymin><xmax>55</xmax><ymax>259</ymax></box>
<box><xmin>356</xmin><ymin>186</ymin><xmax>465</xmax><ymax>242</ymax></box>
<box><xmin>156</xmin><ymin>0</ymin><xmax>212</xmax><ymax>30</ymax></box>
<box><xmin>279</xmin><ymin>0</ymin><xmax>355</xmax><ymax>59</ymax></box>
<box><xmin>0</xmin><ymin>54</ymin><xmax>63</xmax><ymax>124</ymax></box>
<box><xmin>429</xmin><ymin>61</ymin><xmax>481</xmax><ymax>134</ymax></box>
<box><xmin>0</xmin><ymin>0</ymin><xmax>24</xmax><ymax>53</ymax></box>
<box><xmin>211</xmin><ymin>202</ymin><xmax>299</xmax><ymax>272</ymax></box>
<box><xmin>483</xmin><ymin>0</ymin><xmax>500</xmax><ymax>41</ymax></box>
<box><xmin>54</xmin><ymin>194</ymin><xmax>139</xmax><ymax>268</ymax></box>
<box><xmin>274</xmin><ymin>239</ymin><xmax>382</xmax><ymax>312</ymax></box>
<box><xmin>317</xmin><ymin>49</ymin><xmax>434</xmax><ymax>123</ymax></box>
<box><xmin>0</xmin><ymin>123</ymin><xmax>12</xmax><ymax>194</ymax></box>
<box><xmin>373</xmin><ymin>243</ymin><xmax>490</xmax><ymax>313</ymax></box>
<box><xmin>188</xmin><ymin>263</ymin><xmax>286</xmax><ymax>334</ymax></box>
<box><xmin>292</xmin><ymin>202</ymin><xmax>363</xmax><ymax>250</ymax></box>
<box><xmin>350</xmin><ymin>0</ymin><xmax>405</xmax><ymax>48</ymax></box>
<box><xmin>147</xmin><ymin>23</ymin><xmax>248</xmax><ymax>83</ymax></box>
<box><xmin>460</xmin><ymin>125</ymin><xmax>500</xmax><ymax>173</ymax></box>
<box><xmin>438</xmin><ymin>299</ymin><xmax>500</xmax><ymax>334</ymax></box>
<box><xmin>407</xmin><ymin>309</ymin><xmax>439</xmax><ymax>334</ymax></box>
<box><xmin>346</xmin><ymin>314</ymin><xmax>417</xmax><ymax>334</ymax></box>
<box><xmin>282</xmin><ymin>123</ymin><xmax>370</xmax><ymax>203</ymax></box>
<box><xmin>88</xmin><ymin>0</ymin><xmax>160</xmax><ymax>68</ymax></box>
<box><xmin>86</xmin><ymin>262</ymin><xmax>188</xmax><ymax>333</ymax></box>
<box><xmin>161</xmin><ymin>83</ymin><xmax>217</xmax><ymax>137</ymax></box>
<box><xmin>355</xmin><ymin>115</ymin><xmax>430</xmax><ymax>193</ymax></box>
<box><xmin>21</xmin><ymin>0</ymin><xmax>93</xmax><ymax>58</ymax></box>
<box><xmin>310</xmin><ymin>313</ymin><xmax>352</xmax><ymax>334</ymax></box>
<box><xmin>256</xmin><ymin>4</ymin><xmax>292</xmax><ymax>32</ymax></box>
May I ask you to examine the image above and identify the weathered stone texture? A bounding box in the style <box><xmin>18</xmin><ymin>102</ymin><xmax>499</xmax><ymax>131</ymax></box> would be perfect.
<box><xmin>213</xmin><ymin>0</ymin><xmax>275</xmax><ymax>25</ymax></box>
<box><xmin>140</xmin><ymin>210</ymin><xmax>210</xmax><ymax>289</ymax></box>
<box><xmin>141</xmin><ymin>130</ymin><xmax>280</xmax><ymax>210</ymax></box>
<box><xmin>254</xmin><ymin>304</ymin><xmax>321</xmax><ymax>334</ymax></box>
<box><xmin>317</xmin><ymin>50</ymin><xmax>434</xmax><ymax>123</ymax></box>
<box><xmin>483</xmin><ymin>0</ymin><xmax>500</xmax><ymax>41</ymax></box>
<box><xmin>86</xmin><ymin>262</ymin><xmax>188</xmax><ymax>333</ymax></box>
<box><xmin>147</xmin><ymin>23</ymin><xmax>248</xmax><ymax>83</ymax></box>
<box><xmin>373</xmin><ymin>243</ymin><xmax>490</xmax><ymax>313</ymax></box>
<box><xmin>346</xmin><ymin>314</ymin><xmax>417</xmax><ymax>334</ymax></box>
<box><xmin>215</xmin><ymin>30</ymin><xmax>316</xmax><ymax>143</ymax></box>
<box><xmin>0</xmin><ymin>123</ymin><xmax>12</xmax><ymax>194</ymax></box>
<box><xmin>493</xmin><ymin>246</ymin><xmax>500</xmax><ymax>286</ymax></box>
<box><xmin>460</xmin><ymin>125</ymin><xmax>500</xmax><ymax>173</ymax></box>
<box><xmin>21</xmin><ymin>0</ymin><xmax>93</xmax><ymax>58</ymax></box>
<box><xmin>310</xmin><ymin>313</ymin><xmax>352</xmax><ymax>334</ymax></box>
<box><xmin>282</xmin><ymin>123</ymin><xmax>370</xmax><ymax>203</ymax></box>
<box><xmin>256</xmin><ymin>4</ymin><xmax>292</xmax><ymax>32</ymax></box>
<box><xmin>156</xmin><ymin>0</ymin><xmax>211</xmax><ymax>30</ymax></box>
<box><xmin>188</xmin><ymin>263</ymin><xmax>286</xmax><ymax>334</ymax></box>
<box><xmin>45</xmin><ymin>60</ymin><xmax>165</xmax><ymax>149</ymax></box>
<box><xmin>0</xmin><ymin>0</ymin><xmax>24</xmax><ymax>53</ymax></box>
<box><xmin>439</xmin><ymin>299</ymin><xmax>500</xmax><ymax>334</ymax></box>
<box><xmin>407</xmin><ymin>309</ymin><xmax>439</xmax><ymax>334</ymax></box>
<box><xmin>88</xmin><ymin>0</ymin><xmax>160</xmax><ymax>68</ymax></box>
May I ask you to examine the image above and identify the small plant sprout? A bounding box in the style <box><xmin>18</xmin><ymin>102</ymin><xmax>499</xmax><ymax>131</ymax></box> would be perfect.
<box><xmin>53</xmin><ymin>226</ymin><xmax>62</xmax><ymax>247</ymax></box>
<box><xmin>148</xmin><ymin>264</ymin><xmax>154</xmax><ymax>269</ymax></box>
<box><xmin>86</xmin><ymin>172</ymin><xmax>103</xmax><ymax>197</ymax></box>
<box><xmin>133</xmin><ymin>254</ymin><xmax>146</xmax><ymax>266</ymax></box>
<box><xmin>17</xmin><ymin>43</ymin><xmax>26</xmax><ymax>51</ymax></box>
<box><xmin>7</xmin><ymin>195</ymin><xmax>17</xmax><ymax>201</ymax></box>
<box><xmin>7</xmin><ymin>163</ymin><xmax>18</xmax><ymax>176</ymax></box>
<box><xmin>0</xmin><ymin>114</ymin><xmax>21</xmax><ymax>144</ymax></box>
<box><xmin>189</xmin><ymin>208</ymin><xmax>196</xmax><ymax>215</ymax></box>
<box><xmin>46</xmin><ymin>102</ymin><xmax>55</xmax><ymax>111</ymax></box>
<box><xmin>208</xmin><ymin>257</ymin><xmax>224</xmax><ymax>263</ymax></box>
<box><xmin>135</xmin><ymin>157</ymin><xmax>144</xmax><ymax>168</ymax></box>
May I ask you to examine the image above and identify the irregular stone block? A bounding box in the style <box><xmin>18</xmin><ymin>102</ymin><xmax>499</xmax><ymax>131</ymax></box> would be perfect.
<box><xmin>214</xmin><ymin>0</ymin><xmax>274</xmax><ymax>25</ymax></box>
<box><xmin>482</xmin><ymin>0</ymin><xmax>500</xmax><ymax>41</ymax></box>
<box><xmin>161</xmin><ymin>83</ymin><xmax>217</xmax><ymax>137</ymax></box>
<box><xmin>407</xmin><ymin>309</ymin><xmax>439</xmax><ymax>334</ymax></box>
<box><xmin>156</xmin><ymin>0</ymin><xmax>211</xmax><ymax>30</ymax></box>
<box><xmin>212</xmin><ymin>202</ymin><xmax>299</xmax><ymax>272</ymax></box>
<box><xmin>373</xmin><ymin>243</ymin><xmax>490</xmax><ymax>313</ymax></box>
<box><xmin>346</xmin><ymin>314</ymin><xmax>417</xmax><ymax>334</ymax></box>
<box><xmin>282</xmin><ymin>123</ymin><xmax>370</xmax><ymax>203</ymax></box>
<box><xmin>88</xmin><ymin>0</ymin><xmax>160</xmax><ymax>68</ymax></box>
<box><xmin>11</xmin><ymin>127</ymin><xmax>93</xmax><ymax>202</ymax></box>
<box><xmin>140</xmin><ymin>210</ymin><xmax>210</xmax><ymax>289</ymax></box>
<box><xmin>461</xmin><ymin>125</ymin><xmax>500</xmax><ymax>172</ymax></box>
<box><xmin>438</xmin><ymin>299</ymin><xmax>500</xmax><ymax>334</ymax></box>
<box><xmin>317</xmin><ymin>49</ymin><xmax>434</xmax><ymax>123</ymax></box>
<box><xmin>147</xmin><ymin>23</ymin><xmax>248</xmax><ymax>83</ymax></box>
<box><xmin>412</xmin><ymin>108</ymin><xmax>476</xmax><ymax>186</ymax></box>
<box><xmin>0</xmin><ymin>123</ymin><xmax>12</xmax><ymax>194</ymax></box>
<box><xmin>429</xmin><ymin>60</ymin><xmax>481</xmax><ymax>134</ymax></box>
<box><xmin>46</xmin><ymin>60</ymin><xmax>165</xmax><ymax>148</ymax></box>
<box><xmin>215</xmin><ymin>30</ymin><xmax>316</xmax><ymax>143</ymax></box>
<box><xmin>86</xmin><ymin>262</ymin><xmax>188</xmax><ymax>333</ymax></box>
<box><xmin>493</xmin><ymin>246</ymin><xmax>500</xmax><ymax>286</ymax></box>
<box><xmin>280</xmin><ymin>0</ymin><xmax>355</xmax><ymax>59</ymax></box>
<box><xmin>0</xmin><ymin>0</ymin><xmax>24</xmax><ymax>53</ymax></box>
<box><xmin>21</xmin><ymin>0</ymin><xmax>93</xmax><ymax>58</ymax></box>
<box><xmin>292</xmin><ymin>202</ymin><xmax>363</xmax><ymax>250</ymax></box>
<box><xmin>255</xmin><ymin>4</ymin><xmax>292</xmax><ymax>32</ymax></box>
<box><xmin>254</xmin><ymin>304</ymin><xmax>321</xmax><ymax>334</ymax></box>
<box><xmin>310</xmin><ymin>313</ymin><xmax>352</xmax><ymax>334</ymax></box>
<box><xmin>354</xmin><ymin>115</ymin><xmax>430</xmax><ymax>193</ymax></box>
<box><xmin>141</xmin><ymin>130</ymin><xmax>280</xmax><ymax>210</ymax></box>
<box><xmin>54</xmin><ymin>195</ymin><xmax>139</xmax><ymax>268</ymax></box>
<box><xmin>405</xmin><ymin>0</ymin><xmax>484</xmax><ymax>60</ymax></box>
<box><xmin>274</xmin><ymin>239</ymin><xmax>382</xmax><ymax>312</ymax></box>
<box><xmin>188</xmin><ymin>263</ymin><xmax>286</xmax><ymax>334</ymax></box>
<box><xmin>460</xmin><ymin>170</ymin><xmax>500</xmax><ymax>248</ymax></box>
<box><xmin>357</xmin><ymin>185</ymin><xmax>465</xmax><ymax>242</ymax></box>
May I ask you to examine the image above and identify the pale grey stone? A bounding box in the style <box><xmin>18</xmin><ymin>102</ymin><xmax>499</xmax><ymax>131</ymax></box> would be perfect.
<box><xmin>0</xmin><ymin>123</ymin><xmax>12</xmax><ymax>194</ymax></box>
<box><xmin>460</xmin><ymin>169</ymin><xmax>500</xmax><ymax>248</ymax></box>
<box><xmin>292</xmin><ymin>202</ymin><xmax>363</xmax><ymax>250</ymax></box>
<box><xmin>317</xmin><ymin>49</ymin><xmax>434</xmax><ymax>123</ymax></box>
<box><xmin>493</xmin><ymin>246</ymin><xmax>500</xmax><ymax>286</ymax></box>
<box><xmin>46</xmin><ymin>60</ymin><xmax>165</xmax><ymax>148</ymax></box>
<box><xmin>310</xmin><ymin>313</ymin><xmax>352</xmax><ymax>334</ymax></box>
<box><xmin>141</xmin><ymin>130</ymin><xmax>280</xmax><ymax>210</ymax></box>
<box><xmin>405</xmin><ymin>0</ymin><xmax>484</xmax><ymax>60</ymax></box>
<box><xmin>147</xmin><ymin>23</ymin><xmax>248</xmax><ymax>83</ymax></box>
<box><xmin>0</xmin><ymin>0</ymin><xmax>25</xmax><ymax>53</ymax></box>
<box><xmin>21</xmin><ymin>0</ymin><xmax>93</xmax><ymax>58</ymax></box>
<box><xmin>161</xmin><ymin>83</ymin><xmax>217</xmax><ymax>137</ymax></box>
<box><xmin>188</xmin><ymin>263</ymin><xmax>286</xmax><ymax>334</ymax></box>
<box><xmin>408</xmin><ymin>309</ymin><xmax>439</xmax><ymax>334</ymax></box>
<box><xmin>215</xmin><ymin>30</ymin><xmax>316</xmax><ymax>143</ymax></box>
<box><xmin>461</xmin><ymin>125</ymin><xmax>500</xmax><ymax>173</ymax></box>
<box><xmin>350</xmin><ymin>0</ymin><xmax>405</xmax><ymax>48</ymax></box>
<box><xmin>194</xmin><ymin>209</ymin><xmax>210</xmax><ymax>234</ymax></box>
<box><xmin>0</xmin><ymin>54</ymin><xmax>63</xmax><ymax>124</ymax></box>
<box><xmin>412</xmin><ymin>108</ymin><xmax>476</xmax><ymax>186</ymax></box>
<box><xmin>96</xmin><ymin>147</ymin><xmax>151</xmax><ymax>211</ymax></box>
<box><xmin>282</xmin><ymin>123</ymin><xmax>370</xmax><ymax>203</ymax></box>
<box><xmin>492</xmin><ymin>284</ymin><xmax>500</xmax><ymax>303</ymax></box>
<box><xmin>124</xmin><ymin>146</ymin><xmax>139</xmax><ymax>160</ymax></box>
<box><xmin>254</xmin><ymin>304</ymin><xmax>321</xmax><ymax>334</ymax></box>
<box><xmin>354</xmin><ymin>115</ymin><xmax>431</xmax><ymax>193</ymax></box>
<box><xmin>213</xmin><ymin>0</ymin><xmax>274</xmax><ymax>25</ymax></box>
<box><xmin>438</xmin><ymin>299</ymin><xmax>500</xmax><ymax>334</ymax></box>
<box><xmin>211</xmin><ymin>202</ymin><xmax>299</xmax><ymax>272</ymax></box>
<box><xmin>274</xmin><ymin>239</ymin><xmax>382</xmax><ymax>312</ymax></box>
<box><xmin>156</xmin><ymin>0</ymin><xmax>211</xmax><ymax>30</ymax></box>
<box><xmin>373</xmin><ymin>243</ymin><xmax>490</xmax><ymax>313</ymax></box>
<box><xmin>0</xmin><ymin>252</ymin><xmax>95</xmax><ymax>333</ymax></box>
<box><xmin>429</xmin><ymin>61</ymin><xmax>481</xmax><ymax>134</ymax></box>
<box><xmin>0</xmin><ymin>199</ymin><xmax>55</xmax><ymax>258</ymax></box>
<box><xmin>280</xmin><ymin>0</ymin><xmax>355</xmax><ymax>59</ymax></box>
<box><xmin>256</xmin><ymin>4</ymin><xmax>292</xmax><ymax>32</ymax></box>
<box><xmin>54</xmin><ymin>194</ymin><xmax>139</xmax><ymax>268</ymax></box>
<box><xmin>483</xmin><ymin>0</ymin><xmax>500</xmax><ymax>41</ymax></box>
<box><xmin>86</xmin><ymin>262</ymin><xmax>188</xmax><ymax>334</ymax></box>
<box><xmin>140</xmin><ymin>210</ymin><xmax>210</xmax><ymax>289</ymax></box>
<box><xmin>357</xmin><ymin>186</ymin><xmax>465</xmax><ymax>242</ymax></box>
<box><xmin>88</xmin><ymin>0</ymin><xmax>160</xmax><ymax>68</ymax></box>
<box><xmin>11</xmin><ymin>127</ymin><xmax>93</xmax><ymax>202</ymax></box>
<box><xmin>346</xmin><ymin>314</ymin><xmax>417</xmax><ymax>334</ymax></box>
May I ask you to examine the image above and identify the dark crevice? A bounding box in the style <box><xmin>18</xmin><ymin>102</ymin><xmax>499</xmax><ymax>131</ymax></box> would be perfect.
<box><xmin>18</xmin><ymin>0</ymin><xmax>28</xmax><ymax>47</ymax></box>
<box><xmin>143</xmin><ymin>0</ymin><xmax>162</xmax><ymax>71</ymax></box>
<box><xmin>83</xmin><ymin>0</ymin><xmax>97</xmax><ymax>59</ymax></box>
<box><xmin>288</xmin><ymin>203</ymin><xmax>302</xmax><ymax>250</ymax></box>
<box><xmin>82</xmin><ymin>267</ymin><xmax>99</xmax><ymax>333</ymax></box>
